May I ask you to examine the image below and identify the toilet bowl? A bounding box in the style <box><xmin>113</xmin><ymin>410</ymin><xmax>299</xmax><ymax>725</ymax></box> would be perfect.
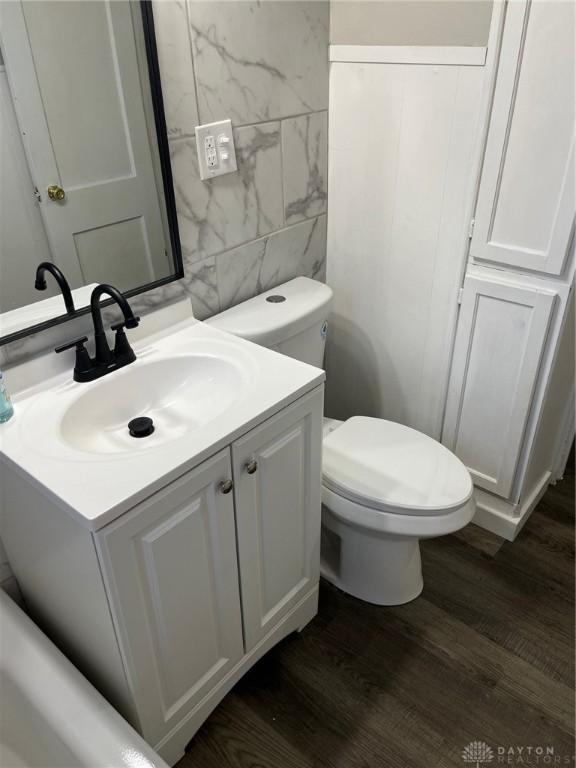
<box><xmin>207</xmin><ymin>277</ymin><xmax>475</xmax><ymax>605</ymax></box>
<box><xmin>320</xmin><ymin>416</ymin><xmax>474</xmax><ymax>604</ymax></box>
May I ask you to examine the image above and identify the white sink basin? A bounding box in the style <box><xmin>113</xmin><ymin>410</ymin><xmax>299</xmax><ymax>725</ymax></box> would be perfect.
<box><xmin>1</xmin><ymin>319</ymin><xmax>324</xmax><ymax>529</ymax></box>
<box><xmin>59</xmin><ymin>354</ymin><xmax>243</xmax><ymax>455</ymax></box>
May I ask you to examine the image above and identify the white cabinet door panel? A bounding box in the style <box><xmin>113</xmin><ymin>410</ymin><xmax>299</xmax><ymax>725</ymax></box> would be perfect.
<box><xmin>96</xmin><ymin>451</ymin><xmax>243</xmax><ymax>745</ymax></box>
<box><xmin>232</xmin><ymin>389</ymin><xmax>323</xmax><ymax>652</ymax></box>
<box><xmin>471</xmin><ymin>0</ymin><xmax>575</xmax><ymax>275</ymax></box>
<box><xmin>443</xmin><ymin>277</ymin><xmax>555</xmax><ymax>497</ymax></box>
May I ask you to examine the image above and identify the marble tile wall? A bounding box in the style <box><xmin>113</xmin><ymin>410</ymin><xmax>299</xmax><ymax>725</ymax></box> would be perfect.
<box><xmin>154</xmin><ymin>0</ymin><xmax>329</xmax><ymax>320</ymax></box>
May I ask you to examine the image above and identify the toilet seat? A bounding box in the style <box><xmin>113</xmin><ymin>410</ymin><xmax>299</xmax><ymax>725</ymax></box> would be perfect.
<box><xmin>322</xmin><ymin>484</ymin><xmax>476</xmax><ymax>539</ymax></box>
<box><xmin>322</xmin><ymin>417</ymin><xmax>473</xmax><ymax>517</ymax></box>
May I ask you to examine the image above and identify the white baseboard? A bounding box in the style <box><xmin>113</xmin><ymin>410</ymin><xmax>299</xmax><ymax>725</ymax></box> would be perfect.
<box><xmin>473</xmin><ymin>471</ymin><xmax>551</xmax><ymax>541</ymax></box>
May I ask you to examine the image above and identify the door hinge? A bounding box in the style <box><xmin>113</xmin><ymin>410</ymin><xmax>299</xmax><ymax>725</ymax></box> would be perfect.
<box><xmin>33</xmin><ymin>186</ymin><xmax>42</xmax><ymax>203</ymax></box>
<box><xmin>457</xmin><ymin>287</ymin><xmax>464</xmax><ymax>305</ymax></box>
<box><xmin>468</xmin><ymin>218</ymin><xmax>475</xmax><ymax>239</ymax></box>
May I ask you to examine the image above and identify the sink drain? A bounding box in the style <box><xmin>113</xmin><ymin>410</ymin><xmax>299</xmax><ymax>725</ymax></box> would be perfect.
<box><xmin>128</xmin><ymin>416</ymin><xmax>155</xmax><ymax>438</ymax></box>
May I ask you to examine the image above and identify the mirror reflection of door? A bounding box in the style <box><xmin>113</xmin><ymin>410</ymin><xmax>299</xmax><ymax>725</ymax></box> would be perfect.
<box><xmin>1</xmin><ymin>0</ymin><xmax>172</xmax><ymax>315</ymax></box>
<box><xmin>1</xmin><ymin>43</ymin><xmax>55</xmax><ymax>313</ymax></box>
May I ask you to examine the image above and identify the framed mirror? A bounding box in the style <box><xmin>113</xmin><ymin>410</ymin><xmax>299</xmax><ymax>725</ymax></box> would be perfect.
<box><xmin>0</xmin><ymin>0</ymin><xmax>183</xmax><ymax>346</ymax></box>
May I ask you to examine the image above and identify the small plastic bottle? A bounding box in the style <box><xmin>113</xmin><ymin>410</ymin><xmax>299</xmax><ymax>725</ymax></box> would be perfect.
<box><xmin>0</xmin><ymin>371</ymin><xmax>14</xmax><ymax>423</ymax></box>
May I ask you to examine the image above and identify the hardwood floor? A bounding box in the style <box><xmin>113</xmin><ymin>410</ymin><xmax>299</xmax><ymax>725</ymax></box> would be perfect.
<box><xmin>177</xmin><ymin>458</ymin><xmax>575</xmax><ymax>768</ymax></box>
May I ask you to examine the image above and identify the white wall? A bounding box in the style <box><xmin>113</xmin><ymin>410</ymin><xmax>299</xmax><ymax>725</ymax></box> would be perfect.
<box><xmin>325</xmin><ymin>57</ymin><xmax>486</xmax><ymax>438</ymax></box>
<box><xmin>524</xmin><ymin>289</ymin><xmax>575</xmax><ymax>494</ymax></box>
<box><xmin>330</xmin><ymin>1</ymin><xmax>493</xmax><ymax>46</ymax></box>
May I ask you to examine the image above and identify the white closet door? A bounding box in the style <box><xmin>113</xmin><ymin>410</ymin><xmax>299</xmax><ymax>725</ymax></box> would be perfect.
<box><xmin>471</xmin><ymin>0</ymin><xmax>575</xmax><ymax>275</ymax></box>
<box><xmin>443</xmin><ymin>276</ymin><xmax>556</xmax><ymax>498</ymax></box>
<box><xmin>1</xmin><ymin>0</ymin><xmax>169</xmax><ymax>289</ymax></box>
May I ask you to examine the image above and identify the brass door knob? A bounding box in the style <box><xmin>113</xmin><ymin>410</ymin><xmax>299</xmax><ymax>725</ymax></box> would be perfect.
<box><xmin>219</xmin><ymin>479</ymin><xmax>234</xmax><ymax>494</ymax></box>
<box><xmin>245</xmin><ymin>459</ymin><xmax>258</xmax><ymax>475</ymax></box>
<box><xmin>47</xmin><ymin>185</ymin><xmax>65</xmax><ymax>201</ymax></box>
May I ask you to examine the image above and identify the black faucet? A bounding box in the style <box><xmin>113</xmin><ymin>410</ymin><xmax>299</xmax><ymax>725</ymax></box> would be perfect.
<box><xmin>35</xmin><ymin>262</ymin><xmax>75</xmax><ymax>315</ymax></box>
<box><xmin>55</xmin><ymin>283</ymin><xmax>140</xmax><ymax>382</ymax></box>
<box><xmin>90</xmin><ymin>284</ymin><xmax>140</xmax><ymax>366</ymax></box>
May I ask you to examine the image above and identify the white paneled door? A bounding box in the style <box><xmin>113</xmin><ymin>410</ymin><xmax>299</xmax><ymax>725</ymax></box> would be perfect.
<box><xmin>232</xmin><ymin>390</ymin><xmax>323</xmax><ymax>652</ymax></box>
<box><xmin>96</xmin><ymin>451</ymin><xmax>244</xmax><ymax>746</ymax></box>
<box><xmin>471</xmin><ymin>0</ymin><xmax>575</xmax><ymax>275</ymax></box>
<box><xmin>1</xmin><ymin>0</ymin><xmax>169</xmax><ymax>289</ymax></box>
<box><xmin>443</xmin><ymin>276</ymin><xmax>556</xmax><ymax>498</ymax></box>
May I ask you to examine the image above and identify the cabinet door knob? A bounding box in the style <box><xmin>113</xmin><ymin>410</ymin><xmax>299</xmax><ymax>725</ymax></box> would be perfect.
<box><xmin>219</xmin><ymin>479</ymin><xmax>234</xmax><ymax>494</ymax></box>
<box><xmin>245</xmin><ymin>459</ymin><xmax>258</xmax><ymax>475</ymax></box>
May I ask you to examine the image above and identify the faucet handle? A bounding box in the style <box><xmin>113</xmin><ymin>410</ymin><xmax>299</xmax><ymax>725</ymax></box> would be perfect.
<box><xmin>54</xmin><ymin>336</ymin><xmax>88</xmax><ymax>354</ymax></box>
<box><xmin>55</xmin><ymin>336</ymin><xmax>94</xmax><ymax>380</ymax></box>
<box><xmin>112</xmin><ymin>321</ymin><xmax>138</xmax><ymax>362</ymax></box>
<box><xmin>111</xmin><ymin>316</ymin><xmax>140</xmax><ymax>332</ymax></box>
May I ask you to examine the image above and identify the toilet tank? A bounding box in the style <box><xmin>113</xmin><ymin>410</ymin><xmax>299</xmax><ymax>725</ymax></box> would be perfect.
<box><xmin>206</xmin><ymin>277</ymin><xmax>333</xmax><ymax>367</ymax></box>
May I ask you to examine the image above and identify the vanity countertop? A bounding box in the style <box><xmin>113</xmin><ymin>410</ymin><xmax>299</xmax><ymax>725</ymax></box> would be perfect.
<box><xmin>0</xmin><ymin>319</ymin><xmax>324</xmax><ymax>531</ymax></box>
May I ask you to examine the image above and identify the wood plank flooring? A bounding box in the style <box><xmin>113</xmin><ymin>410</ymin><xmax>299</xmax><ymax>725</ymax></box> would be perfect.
<box><xmin>177</xmin><ymin>457</ymin><xmax>575</xmax><ymax>768</ymax></box>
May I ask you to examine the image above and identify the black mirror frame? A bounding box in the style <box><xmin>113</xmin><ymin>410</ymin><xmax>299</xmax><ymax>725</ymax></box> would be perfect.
<box><xmin>0</xmin><ymin>0</ymin><xmax>184</xmax><ymax>348</ymax></box>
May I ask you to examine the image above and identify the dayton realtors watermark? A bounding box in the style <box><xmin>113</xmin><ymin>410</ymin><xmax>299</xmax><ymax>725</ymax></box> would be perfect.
<box><xmin>462</xmin><ymin>741</ymin><xmax>575</xmax><ymax>766</ymax></box>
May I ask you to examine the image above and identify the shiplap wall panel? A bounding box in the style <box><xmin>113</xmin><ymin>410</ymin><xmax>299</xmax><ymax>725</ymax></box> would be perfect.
<box><xmin>326</xmin><ymin>60</ymin><xmax>484</xmax><ymax>437</ymax></box>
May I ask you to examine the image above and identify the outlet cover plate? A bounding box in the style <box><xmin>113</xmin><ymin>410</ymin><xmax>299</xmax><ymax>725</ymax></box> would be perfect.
<box><xmin>195</xmin><ymin>119</ymin><xmax>238</xmax><ymax>181</ymax></box>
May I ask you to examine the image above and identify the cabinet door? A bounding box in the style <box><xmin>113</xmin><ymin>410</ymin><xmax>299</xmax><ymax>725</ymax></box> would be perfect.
<box><xmin>443</xmin><ymin>277</ymin><xmax>555</xmax><ymax>498</ymax></box>
<box><xmin>96</xmin><ymin>450</ymin><xmax>244</xmax><ymax>746</ymax></box>
<box><xmin>471</xmin><ymin>0</ymin><xmax>575</xmax><ymax>275</ymax></box>
<box><xmin>232</xmin><ymin>388</ymin><xmax>323</xmax><ymax>651</ymax></box>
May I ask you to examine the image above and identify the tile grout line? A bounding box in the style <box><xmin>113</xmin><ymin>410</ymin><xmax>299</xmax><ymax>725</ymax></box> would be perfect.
<box><xmin>280</xmin><ymin>119</ymin><xmax>287</xmax><ymax>228</ymax></box>
<box><xmin>206</xmin><ymin>214</ymin><xmax>328</xmax><ymax>268</ymax></box>
<box><xmin>186</xmin><ymin>214</ymin><xmax>327</xmax><ymax>316</ymax></box>
<box><xmin>168</xmin><ymin>109</ymin><xmax>330</xmax><ymax>145</ymax></box>
<box><xmin>184</xmin><ymin>0</ymin><xmax>203</xmax><ymax>134</ymax></box>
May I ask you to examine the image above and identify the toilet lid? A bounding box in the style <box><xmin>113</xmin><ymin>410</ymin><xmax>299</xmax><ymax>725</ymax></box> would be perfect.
<box><xmin>322</xmin><ymin>417</ymin><xmax>473</xmax><ymax>515</ymax></box>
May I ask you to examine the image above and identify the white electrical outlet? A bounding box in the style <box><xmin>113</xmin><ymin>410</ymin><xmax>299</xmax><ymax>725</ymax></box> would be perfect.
<box><xmin>195</xmin><ymin>119</ymin><xmax>238</xmax><ymax>180</ymax></box>
<box><xmin>204</xmin><ymin>135</ymin><xmax>218</xmax><ymax>169</ymax></box>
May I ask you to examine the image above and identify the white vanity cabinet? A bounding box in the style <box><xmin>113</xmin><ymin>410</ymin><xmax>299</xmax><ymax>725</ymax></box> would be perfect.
<box><xmin>0</xmin><ymin>385</ymin><xmax>324</xmax><ymax>764</ymax></box>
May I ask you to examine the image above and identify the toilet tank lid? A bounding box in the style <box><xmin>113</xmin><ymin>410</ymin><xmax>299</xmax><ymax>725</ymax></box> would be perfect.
<box><xmin>205</xmin><ymin>277</ymin><xmax>333</xmax><ymax>346</ymax></box>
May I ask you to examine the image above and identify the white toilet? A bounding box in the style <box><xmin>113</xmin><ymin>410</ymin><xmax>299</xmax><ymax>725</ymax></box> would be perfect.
<box><xmin>207</xmin><ymin>277</ymin><xmax>475</xmax><ymax>605</ymax></box>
